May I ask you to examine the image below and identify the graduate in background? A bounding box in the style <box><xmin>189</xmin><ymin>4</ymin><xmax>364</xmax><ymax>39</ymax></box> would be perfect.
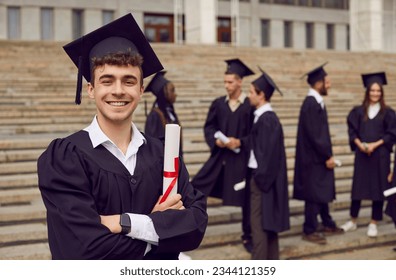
<box><xmin>247</xmin><ymin>69</ymin><xmax>290</xmax><ymax>259</ymax></box>
<box><xmin>341</xmin><ymin>72</ymin><xmax>396</xmax><ymax>237</ymax></box>
<box><xmin>191</xmin><ymin>59</ymin><xmax>254</xmax><ymax>252</ymax></box>
<box><xmin>37</xmin><ymin>14</ymin><xmax>207</xmax><ymax>260</ymax></box>
<box><xmin>293</xmin><ymin>63</ymin><xmax>344</xmax><ymax>245</ymax></box>
<box><xmin>144</xmin><ymin>71</ymin><xmax>181</xmax><ymax>141</ymax></box>
<box><xmin>386</xmin><ymin>152</ymin><xmax>396</xmax><ymax>252</ymax></box>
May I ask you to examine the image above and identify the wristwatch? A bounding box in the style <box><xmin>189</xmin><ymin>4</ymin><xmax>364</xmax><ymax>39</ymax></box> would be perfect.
<box><xmin>119</xmin><ymin>213</ymin><xmax>131</xmax><ymax>234</ymax></box>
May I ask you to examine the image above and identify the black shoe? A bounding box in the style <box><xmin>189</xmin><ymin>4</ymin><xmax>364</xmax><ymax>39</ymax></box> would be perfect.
<box><xmin>393</xmin><ymin>247</ymin><xmax>396</xmax><ymax>252</ymax></box>
<box><xmin>242</xmin><ymin>239</ymin><xmax>252</xmax><ymax>253</ymax></box>
<box><xmin>321</xmin><ymin>226</ymin><xmax>344</xmax><ymax>236</ymax></box>
<box><xmin>302</xmin><ymin>232</ymin><xmax>327</xmax><ymax>245</ymax></box>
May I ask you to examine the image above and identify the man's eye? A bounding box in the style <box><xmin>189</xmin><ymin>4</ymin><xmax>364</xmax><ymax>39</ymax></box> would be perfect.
<box><xmin>125</xmin><ymin>80</ymin><xmax>135</xmax><ymax>86</ymax></box>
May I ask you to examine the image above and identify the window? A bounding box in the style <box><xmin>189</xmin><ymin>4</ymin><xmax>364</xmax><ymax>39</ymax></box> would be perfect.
<box><xmin>284</xmin><ymin>21</ymin><xmax>293</xmax><ymax>48</ymax></box>
<box><xmin>7</xmin><ymin>7</ymin><xmax>20</xmax><ymax>39</ymax></box>
<box><xmin>324</xmin><ymin>0</ymin><xmax>348</xmax><ymax>9</ymax></box>
<box><xmin>102</xmin><ymin>10</ymin><xmax>114</xmax><ymax>25</ymax></box>
<box><xmin>144</xmin><ymin>14</ymin><xmax>174</xmax><ymax>43</ymax></box>
<box><xmin>312</xmin><ymin>0</ymin><xmax>322</xmax><ymax>7</ymax></box>
<box><xmin>72</xmin><ymin>9</ymin><xmax>84</xmax><ymax>39</ymax></box>
<box><xmin>41</xmin><ymin>8</ymin><xmax>53</xmax><ymax>40</ymax></box>
<box><xmin>306</xmin><ymin>22</ymin><xmax>314</xmax><ymax>48</ymax></box>
<box><xmin>274</xmin><ymin>0</ymin><xmax>294</xmax><ymax>5</ymax></box>
<box><xmin>261</xmin><ymin>19</ymin><xmax>270</xmax><ymax>47</ymax></box>
<box><xmin>326</xmin><ymin>23</ymin><xmax>334</xmax><ymax>49</ymax></box>
<box><xmin>217</xmin><ymin>17</ymin><xmax>231</xmax><ymax>43</ymax></box>
<box><xmin>298</xmin><ymin>0</ymin><xmax>309</xmax><ymax>6</ymax></box>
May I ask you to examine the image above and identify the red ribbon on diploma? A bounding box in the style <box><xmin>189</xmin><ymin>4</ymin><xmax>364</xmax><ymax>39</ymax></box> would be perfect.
<box><xmin>160</xmin><ymin>157</ymin><xmax>179</xmax><ymax>204</ymax></box>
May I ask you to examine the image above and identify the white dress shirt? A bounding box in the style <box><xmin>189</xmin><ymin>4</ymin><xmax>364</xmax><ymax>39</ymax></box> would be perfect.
<box><xmin>368</xmin><ymin>102</ymin><xmax>380</xmax><ymax>119</ymax></box>
<box><xmin>307</xmin><ymin>88</ymin><xmax>324</xmax><ymax>109</ymax></box>
<box><xmin>248</xmin><ymin>103</ymin><xmax>273</xmax><ymax>169</ymax></box>
<box><xmin>84</xmin><ymin>116</ymin><xmax>159</xmax><ymax>253</ymax></box>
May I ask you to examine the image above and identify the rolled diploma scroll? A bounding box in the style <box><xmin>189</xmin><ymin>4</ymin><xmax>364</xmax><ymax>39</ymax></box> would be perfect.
<box><xmin>384</xmin><ymin>187</ymin><xmax>396</xmax><ymax>197</ymax></box>
<box><xmin>214</xmin><ymin>131</ymin><xmax>240</xmax><ymax>153</ymax></box>
<box><xmin>160</xmin><ymin>124</ymin><xmax>181</xmax><ymax>204</ymax></box>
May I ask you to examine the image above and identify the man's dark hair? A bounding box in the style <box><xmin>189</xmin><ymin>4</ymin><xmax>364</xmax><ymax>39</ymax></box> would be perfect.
<box><xmin>91</xmin><ymin>52</ymin><xmax>144</xmax><ymax>86</ymax></box>
<box><xmin>225</xmin><ymin>70</ymin><xmax>242</xmax><ymax>80</ymax></box>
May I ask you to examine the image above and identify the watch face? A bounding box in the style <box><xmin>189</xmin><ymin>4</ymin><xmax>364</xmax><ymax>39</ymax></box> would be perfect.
<box><xmin>120</xmin><ymin>214</ymin><xmax>131</xmax><ymax>234</ymax></box>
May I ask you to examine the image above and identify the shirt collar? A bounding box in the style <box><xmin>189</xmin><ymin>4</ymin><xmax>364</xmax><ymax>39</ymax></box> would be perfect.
<box><xmin>254</xmin><ymin>103</ymin><xmax>273</xmax><ymax>119</ymax></box>
<box><xmin>225</xmin><ymin>92</ymin><xmax>247</xmax><ymax>104</ymax></box>
<box><xmin>83</xmin><ymin>116</ymin><xmax>146</xmax><ymax>149</ymax></box>
<box><xmin>307</xmin><ymin>88</ymin><xmax>324</xmax><ymax>105</ymax></box>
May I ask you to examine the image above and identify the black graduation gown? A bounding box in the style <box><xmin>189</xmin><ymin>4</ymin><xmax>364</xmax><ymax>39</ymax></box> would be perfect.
<box><xmin>37</xmin><ymin>130</ymin><xmax>207</xmax><ymax>260</ymax></box>
<box><xmin>386</xmin><ymin>151</ymin><xmax>396</xmax><ymax>227</ymax></box>
<box><xmin>293</xmin><ymin>96</ymin><xmax>335</xmax><ymax>203</ymax></box>
<box><xmin>347</xmin><ymin>106</ymin><xmax>396</xmax><ymax>200</ymax></box>
<box><xmin>250</xmin><ymin>111</ymin><xmax>290</xmax><ymax>233</ymax></box>
<box><xmin>145</xmin><ymin>106</ymin><xmax>180</xmax><ymax>140</ymax></box>
<box><xmin>191</xmin><ymin>96</ymin><xmax>253</xmax><ymax>206</ymax></box>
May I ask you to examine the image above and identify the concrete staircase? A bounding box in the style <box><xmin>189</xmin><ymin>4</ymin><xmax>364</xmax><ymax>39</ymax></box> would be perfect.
<box><xmin>0</xmin><ymin>40</ymin><xmax>396</xmax><ymax>259</ymax></box>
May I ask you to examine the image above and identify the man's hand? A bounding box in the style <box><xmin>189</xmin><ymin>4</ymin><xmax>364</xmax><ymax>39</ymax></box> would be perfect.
<box><xmin>215</xmin><ymin>138</ymin><xmax>226</xmax><ymax>148</ymax></box>
<box><xmin>151</xmin><ymin>193</ymin><xmax>185</xmax><ymax>213</ymax></box>
<box><xmin>100</xmin><ymin>214</ymin><xmax>121</xmax><ymax>234</ymax></box>
<box><xmin>325</xmin><ymin>157</ymin><xmax>336</xmax><ymax>169</ymax></box>
<box><xmin>226</xmin><ymin>137</ymin><xmax>241</xmax><ymax>150</ymax></box>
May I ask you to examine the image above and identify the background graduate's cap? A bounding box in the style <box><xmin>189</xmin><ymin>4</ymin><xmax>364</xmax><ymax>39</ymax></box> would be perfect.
<box><xmin>144</xmin><ymin>71</ymin><xmax>169</xmax><ymax>97</ymax></box>
<box><xmin>252</xmin><ymin>66</ymin><xmax>283</xmax><ymax>99</ymax></box>
<box><xmin>224</xmin><ymin>58</ymin><xmax>255</xmax><ymax>78</ymax></box>
<box><xmin>301</xmin><ymin>62</ymin><xmax>328</xmax><ymax>85</ymax></box>
<box><xmin>63</xmin><ymin>13</ymin><xmax>163</xmax><ymax>104</ymax></box>
<box><xmin>361</xmin><ymin>72</ymin><xmax>387</xmax><ymax>88</ymax></box>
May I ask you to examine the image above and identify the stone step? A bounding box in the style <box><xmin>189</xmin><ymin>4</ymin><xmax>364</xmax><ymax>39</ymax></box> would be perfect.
<box><xmin>0</xmin><ymin>223</ymin><xmax>47</xmax><ymax>245</ymax></box>
<box><xmin>186</xmin><ymin>222</ymin><xmax>396</xmax><ymax>260</ymax></box>
<box><xmin>0</xmin><ymin>188</ymin><xmax>41</xmax><ymax>205</ymax></box>
<box><xmin>0</xmin><ymin>243</ymin><xmax>51</xmax><ymax>260</ymax></box>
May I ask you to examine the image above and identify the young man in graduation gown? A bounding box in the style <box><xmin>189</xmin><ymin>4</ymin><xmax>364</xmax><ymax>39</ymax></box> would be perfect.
<box><xmin>144</xmin><ymin>71</ymin><xmax>181</xmax><ymax>142</ymax></box>
<box><xmin>293</xmin><ymin>63</ymin><xmax>343</xmax><ymax>245</ymax></box>
<box><xmin>191</xmin><ymin>59</ymin><xmax>254</xmax><ymax>252</ymax></box>
<box><xmin>247</xmin><ymin>69</ymin><xmax>290</xmax><ymax>259</ymax></box>
<box><xmin>37</xmin><ymin>14</ymin><xmax>207</xmax><ymax>260</ymax></box>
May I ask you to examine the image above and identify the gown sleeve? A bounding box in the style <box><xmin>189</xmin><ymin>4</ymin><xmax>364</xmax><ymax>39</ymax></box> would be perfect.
<box><xmin>144</xmin><ymin>110</ymin><xmax>165</xmax><ymax>140</ymax></box>
<box><xmin>253</xmin><ymin>114</ymin><xmax>282</xmax><ymax>193</ymax></box>
<box><xmin>300</xmin><ymin>98</ymin><xmax>332</xmax><ymax>162</ymax></box>
<box><xmin>38</xmin><ymin>139</ymin><xmax>147</xmax><ymax>259</ymax></box>
<box><xmin>347</xmin><ymin>106</ymin><xmax>361</xmax><ymax>151</ymax></box>
<box><xmin>203</xmin><ymin>99</ymin><xmax>220</xmax><ymax>151</ymax></box>
<box><xmin>382</xmin><ymin>108</ymin><xmax>396</xmax><ymax>151</ymax></box>
<box><xmin>148</xmin><ymin>157</ymin><xmax>208</xmax><ymax>253</ymax></box>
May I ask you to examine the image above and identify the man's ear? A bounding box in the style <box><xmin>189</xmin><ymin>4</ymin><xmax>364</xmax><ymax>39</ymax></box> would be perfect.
<box><xmin>87</xmin><ymin>83</ymin><xmax>95</xmax><ymax>99</ymax></box>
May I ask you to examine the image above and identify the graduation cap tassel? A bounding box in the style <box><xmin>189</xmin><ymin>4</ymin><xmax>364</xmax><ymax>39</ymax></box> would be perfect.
<box><xmin>75</xmin><ymin>56</ymin><xmax>83</xmax><ymax>105</ymax></box>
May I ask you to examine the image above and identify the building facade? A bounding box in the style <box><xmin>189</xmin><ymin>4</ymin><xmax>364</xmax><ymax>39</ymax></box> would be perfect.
<box><xmin>0</xmin><ymin>0</ymin><xmax>394</xmax><ymax>52</ymax></box>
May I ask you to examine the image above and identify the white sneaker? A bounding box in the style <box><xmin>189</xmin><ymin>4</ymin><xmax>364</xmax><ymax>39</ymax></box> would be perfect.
<box><xmin>341</xmin><ymin>221</ymin><xmax>357</xmax><ymax>232</ymax></box>
<box><xmin>178</xmin><ymin>252</ymin><xmax>192</xmax><ymax>260</ymax></box>
<box><xmin>367</xmin><ymin>223</ymin><xmax>378</xmax><ymax>237</ymax></box>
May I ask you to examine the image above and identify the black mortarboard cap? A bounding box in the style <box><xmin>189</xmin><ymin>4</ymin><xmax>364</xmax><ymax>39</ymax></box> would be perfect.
<box><xmin>361</xmin><ymin>72</ymin><xmax>387</xmax><ymax>88</ymax></box>
<box><xmin>144</xmin><ymin>71</ymin><xmax>169</xmax><ymax>97</ymax></box>
<box><xmin>63</xmin><ymin>13</ymin><xmax>163</xmax><ymax>104</ymax></box>
<box><xmin>252</xmin><ymin>66</ymin><xmax>283</xmax><ymax>99</ymax></box>
<box><xmin>302</xmin><ymin>62</ymin><xmax>328</xmax><ymax>85</ymax></box>
<box><xmin>224</xmin><ymin>58</ymin><xmax>254</xmax><ymax>78</ymax></box>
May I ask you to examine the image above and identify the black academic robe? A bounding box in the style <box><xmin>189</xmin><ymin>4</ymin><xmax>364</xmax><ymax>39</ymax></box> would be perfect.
<box><xmin>250</xmin><ymin>111</ymin><xmax>290</xmax><ymax>233</ymax></box>
<box><xmin>37</xmin><ymin>130</ymin><xmax>207</xmax><ymax>260</ymax></box>
<box><xmin>145</xmin><ymin>106</ymin><xmax>180</xmax><ymax>140</ymax></box>
<box><xmin>293</xmin><ymin>96</ymin><xmax>335</xmax><ymax>203</ymax></box>
<box><xmin>191</xmin><ymin>95</ymin><xmax>254</xmax><ymax>206</ymax></box>
<box><xmin>347</xmin><ymin>106</ymin><xmax>396</xmax><ymax>200</ymax></box>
